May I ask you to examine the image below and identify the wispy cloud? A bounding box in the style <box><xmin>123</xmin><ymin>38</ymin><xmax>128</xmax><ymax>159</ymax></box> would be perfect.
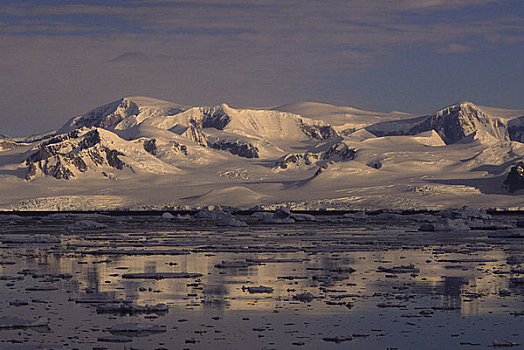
<box><xmin>438</xmin><ymin>43</ymin><xmax>474</xmax><ymax>54</ymax></box>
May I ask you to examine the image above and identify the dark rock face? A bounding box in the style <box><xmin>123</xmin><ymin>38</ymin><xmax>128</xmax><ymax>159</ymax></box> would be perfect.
<box><xmin>171</xmin><ymin>141</ymin><xmax>188</xmax><ymax>156</ymax></box>
<box><xmin>201</xmin><ymin>106</ymin><xmax>231</xmax><ymax>130</ymax></box>
<box><xmin>276</xmin><ymin>153</ymin><xmax>321</xmax><ymax>169</ymax></box>
<box><xmin>275</xmin><ymin>142</ymin><xmax>356</xmax><ymax>170</ymax></box>
<box><xmin>104</xmin><ymin>149</ymin><xmax>126</xmax><ymax>170</ymax></box>
<box><xmin>300</xmin><ymin>123</ymin><xmax>339</xmax><ymax>140</ymax></box>
<box><xmin>209</xmin><ymin>139</ymin><xmax>259</xmax><ymax>158</ymax></box>
<box><xmin>504</xmin><ymin>162</ymin><xmax>524</xmax><ymax>193</ymax></box>
<box><xmin>185</xmin><ymin>121</ymin><xmax>208</xmax><ymax>146</ymax></box>
<box><xmin>508</xmin><ymin>116</ymin><xmax>524</xmax><ymax>143</ymax></box>
<box><xmin>368</xmin><ymin>161</ymin><xmax>382</xmax><ymax>169</ymax></box>
<box><xmin>322</xmin><ymin>143</ymin><xmax>356</xmax><ymax>161</ymax></box>
<box><xmin>24</xmin><ymin>129</ymin><xmax>131</xmax><ymax>181</ymax></box>
<box><xmin>25</xmin><ymin>163</ymin><xmax>37</xmax><ymax>181</ymax></box>
<box><xmin>143</xmin><ymin>139</ymin><xmax>158</xmax><ymax>156</ymax></box>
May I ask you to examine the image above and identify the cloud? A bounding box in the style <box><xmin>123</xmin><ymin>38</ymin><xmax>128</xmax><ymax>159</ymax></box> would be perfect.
<box><xmin>109</xmin><ymin>51</ymin><xmax>151</xmax><ymax>63</ymax></box>
<box><xmin>438</xmin><ymin>43</ymin><xmax>474</xmax><ymax>53</ymax></box>
<box><xmin>0</xmin><ymin>0</ymin><xmax>523</xmax><ymax>136</ymax></box>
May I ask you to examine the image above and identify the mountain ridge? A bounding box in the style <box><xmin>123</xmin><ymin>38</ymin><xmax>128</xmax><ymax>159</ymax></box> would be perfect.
<box><xmin>1</xmin><ymin>96</ymin><xmax>524</xmax><ymax>210</ymax></box>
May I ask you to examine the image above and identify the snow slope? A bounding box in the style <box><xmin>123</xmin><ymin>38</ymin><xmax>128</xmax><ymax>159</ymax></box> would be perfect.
<box><xmin>1</xmin><ymin>97</ymin><xmax>524</xmax><ymax>210</ymax></box>
<box><xmin>273</xmin><ymin>101</ymin><xmax>415</xmax><ymax>134</ymax></box>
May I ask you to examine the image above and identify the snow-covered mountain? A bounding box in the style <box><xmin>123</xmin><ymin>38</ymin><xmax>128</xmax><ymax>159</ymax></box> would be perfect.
<box><xmin>23</xmin><ymin>127</ymin><xmax>178</xmax><ymax>181</ymax></box>
<box><xmin>1</xmin><ymin>97</ymin><xmax>524</xmax><ymax>210</ymax></box>
<box><xmin>366</xmin><ymin>102</ymin><xmax>510</xmax><ymax>145</ymax></box>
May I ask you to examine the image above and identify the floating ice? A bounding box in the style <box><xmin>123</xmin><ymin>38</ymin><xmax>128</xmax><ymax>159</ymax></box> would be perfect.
<box><xmin>96</xmin><ymin>303</ymin><xmax>168</xmax><ymax>314</ymax></box>
<box><xmin>109</xmin><ymin>322</ymin><xmax>167</xmax><ymax>335</ymax></box>
<box><xmin>242</xmin><ymin>285</ymin><xmax>274</xmax><ymax>294</ymax></box>
<box><xmin>293</xmin><ymin>292</ymin><xmax>314</xmax><ymax>302</ymax></box>
<box><xmin>122</xmin><ymin>272</ymin><xmax>202</xmax><ymax>279</ymax></box>
<box><xmin>0</xmin><ymin>316</ymin><xmax>48</xmax><ymax>329</ymax></box>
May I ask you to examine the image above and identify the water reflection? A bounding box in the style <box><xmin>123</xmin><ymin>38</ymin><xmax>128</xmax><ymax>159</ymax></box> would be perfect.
<box><xmin>0</xmin><ymin>215</ymin><xmax>523</xmax><ymax>350</ymax></box>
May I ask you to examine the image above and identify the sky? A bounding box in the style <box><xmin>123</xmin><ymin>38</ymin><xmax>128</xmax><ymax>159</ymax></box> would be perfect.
<box><xmin>0</xmin><ymin>0</ymin><xmax>523</xmax><ymax>136</ymax></box>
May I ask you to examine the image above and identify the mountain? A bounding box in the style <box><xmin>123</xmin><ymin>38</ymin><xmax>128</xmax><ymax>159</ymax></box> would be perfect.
<box><xmin>23</xmin><ymin>127</ymin><xmax>178</xmax><ymax>181</ymax></box>
<box><xmin>0</xmin><ymin>132</ymin><xmax>8</xmax><ymax>139</ymax></box>
<box><xmin>59</xmin><ymin>97</ymin><xmax>189</xmax><ymax>134</ymax></box>
<box><xmin>366</xmin><ymin>102</ymin><xmax>509</xmax><ymax>145</ymax></box>
<box><xmin>1</xmin><ymin>97</ymin><xmax>524</xmax><ymax>211</ymax></box>
<box><xmin>59</xmin><ymin>97</ymin><xmax>339</xmax><ymax>160</ymax></box>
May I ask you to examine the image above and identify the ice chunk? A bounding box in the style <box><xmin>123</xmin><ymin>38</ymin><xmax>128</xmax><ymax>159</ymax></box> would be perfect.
<box><xmin>97</xmin><ymin>335</ymin><xmax>132</xmax><ymax>343</ymax></box>
<box><xmin>161</xmin><ymin>212</ymin><xmax>174</xmax><ymax>219</ymax></box>
<box><xmin>0</xmin><ymin>316</ymin><xmax>48</xmax><ymax>329</ymax></box>
<box><xmin>434</xmin><ymin>218</ymin><xmax>470</xmax><ymax>231</ymax></box>
<box><xmin>273</xmin><ymin>207</ymin><xmax>291</xmax><ymax>219</ymax></box>
<box><xmin>96</xmin><ymin>303</ymin><xmax>168</xmax><ymax>314</ymax></box>
<box><xmin>84</xmin><ymin>249</ymin><xmax>189</xmax><ymax>255</ymax></box>
<box><xmin>216</xmin><ymin>217</ymin><xmax>248</xmax><ymax>227</ymax></box>
<box><xmin>122</xmin><ymin>272</ymin><xmax>202</xmax><ymax>279</ymax></box>
<box><xmin>73</xmin><ymin>298</ymin><xmax>132</xmax><ymax>304</ymax></box>
<box><xmin>242</xmin><ymin>285</ymin><xmax>274</xmax><ymax>293</ymax></box>
<box><xmin>377</xmin><ymin>264</ymin><xmax>420</xmax><ymax>274</ymax></box>
<box><xmin>74</xmin><ymin>220</ymin><xmax>108</xmax><ymax>229</ymax></box>
<box><xmin>215</xmin><ymin>261</ymin><xmax>251</xmax><ymax>268</ymax></box>
<box><xmin>109</xmin><ymin>322</ymin><xmax>167</xmax><ymax>335</ymax></box>
<box><xmin>0</xmin><ymin>236</ymin><xmax>60</xmax><ymax>244</ymax></box>
<box><xmin>441</xmin><ymin>206</ymin><xmax>492</xmax><ymax>220</ymax></box>
<box><xmin>492</xmin><ymin>340</ymin><xmax>520</xmax><ymax>347</ymax></box>
<box><xmin>293</xmin><ymin>292</ymin><xmax>314</xmax><ymax>302</ymax></box>
<box><xmin>322</xmin><ymin>336</ymin><xmax>352</xmax><ymax>343</ymax></box>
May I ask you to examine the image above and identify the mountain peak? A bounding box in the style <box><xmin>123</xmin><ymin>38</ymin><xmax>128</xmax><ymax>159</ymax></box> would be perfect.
<box><xmin>59</xmin><ymin>97</ymin><xmax>189</xmax><ymax>134</ymax></box>
<box><xmin>121</xmin><ymin>96</ymin><xmax>186</xmax><ymax>108</ymax></box>
<box><xmin>436</xmin><ymin>101</ymin><xmax>478</xmax><ymax>114</ymax></box>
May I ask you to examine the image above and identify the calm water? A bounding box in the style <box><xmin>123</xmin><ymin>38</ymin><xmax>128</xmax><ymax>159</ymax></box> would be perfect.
<box><xmin>0</xmin><ymin>212</ymin><xmax>523</xmax><ymax>349</ymax></box>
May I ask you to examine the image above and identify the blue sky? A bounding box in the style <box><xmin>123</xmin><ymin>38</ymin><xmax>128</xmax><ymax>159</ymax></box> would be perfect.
<box><xmin>0</xmin><ymin>0</ymin><xmax>523</xmax><ymax>136</ymax></box>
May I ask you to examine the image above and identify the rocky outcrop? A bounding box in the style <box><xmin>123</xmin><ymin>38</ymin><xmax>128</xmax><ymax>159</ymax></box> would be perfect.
<box><xmin>209</xmin><ymin>139</ymin><xmax>259</xmax><ymax>158</ymax></box>
<box><xmin>504</xmin><ymin>162</ymin><xmax>524</xmax><ymax>193</ymax></box>
<box><xmin>143</xmin><ymin>138</ymin><xmax>158</xmax><ymax>156</ymax></box>
<box><xmin>276</xmin><ymin>153</ymin><xmax>322</xmax><ymax>170</ymax></box>
<box><xmin>508</xmin><ymin>116</ymin><xmax>524</xmax><ymax>143</ymax></box>
<box><xmin>142</xmin><ymin>138</ymin><xmax>188</xmax><ymax>157</ymax></box>
<box><xmin>201</xmin><ymin>105</ymin><xmax>231</xmax><ymax>130</ymax></box>
<box><xmin>275</xmin><ymin>141</ymin><xmax>356</xmax><ymax>171</ymax></box>
<box><xmin>300</xmin><ymin>123</ymin><xmax>339</xmax><ymax>140</ymax></box>
<box><xmin>24</xmin><ymin>129</ymin><xmax>132</xmax><ymax>181</ymax></box>
<box><xmin>182</xmin><ymin>122</ymin><xmax>208</xmax><ymax>146</ymax></box>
